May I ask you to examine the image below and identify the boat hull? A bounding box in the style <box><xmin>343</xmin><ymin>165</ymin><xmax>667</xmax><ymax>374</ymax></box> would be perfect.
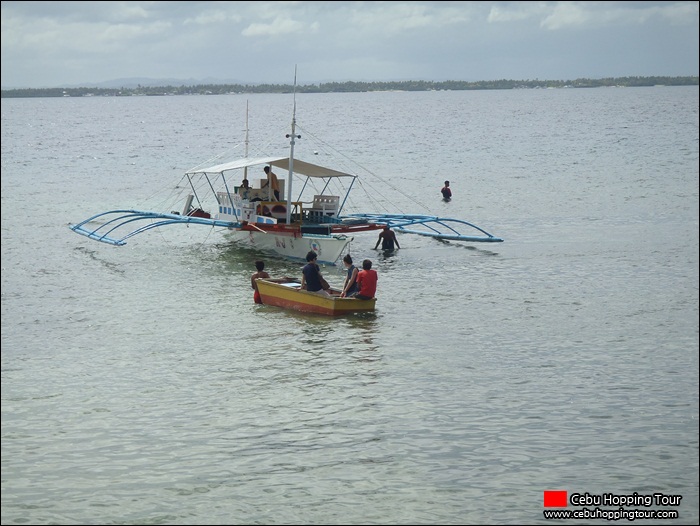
<box><xmin>256</xmin><ymin>279</ymin><xmax>376</xmax><ymax>316</ymax></box>
<box><xmin>226</xmin><ymin>227</ymin><xmax>353</xmax><ymax>264</ymax></box>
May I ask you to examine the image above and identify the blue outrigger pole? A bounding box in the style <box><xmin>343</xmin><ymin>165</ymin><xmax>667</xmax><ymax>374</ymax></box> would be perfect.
<box><xmin>346</xmin><ymin>213</ymin><xmax>504</xmax><ymax>243</ymax></box>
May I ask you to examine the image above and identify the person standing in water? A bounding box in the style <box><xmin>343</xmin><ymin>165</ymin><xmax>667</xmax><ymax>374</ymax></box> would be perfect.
<box><xmin>251</xmin><ymin>260</ymin><xmax>270</xmax><ymax>304</ymax></box>
<box><xmin>441</xmin><ymin>180</ymin><xmax>452</xmax><ymax>200</ymax></box>
<box><xmin>374</xmin><ymin>226</ymin><xmax>400</xmax><ymax>251</ymax></box>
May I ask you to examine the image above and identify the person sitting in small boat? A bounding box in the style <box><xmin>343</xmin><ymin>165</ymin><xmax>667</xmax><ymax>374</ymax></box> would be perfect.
<box><xmin>441</xmin><ymin>180</ymin><xmax>452</xmax><ymax>199</ymax></box>
<box><xmin>354</xmin><ymin>259</ymin><xmax>378</xmax><ymax>300</ymax></box>
<box><xmin>374</xmin><ymin>226</ymin><xmax>400</xmax><ymax>251</ymax></box>
<box><xmin>251</xmin><ymin>260</ymin><xmax>270</xmax><ymax>304</ymax></box>
<box><xmin>340</xmin><ymin>254</ymin><xmax>359</xmax><ymax>298</ymax></box>
<box><xmin>301</xmin><ymin>251</ymin><xmax>330</xmax><ymax>295</ymax></box>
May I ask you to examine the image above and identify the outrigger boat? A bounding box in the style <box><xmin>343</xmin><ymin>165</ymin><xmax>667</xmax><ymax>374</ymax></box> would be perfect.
<box><xmin>70</xmin><ymin>83</ymin><xmax>503</xmax><ymax>265</ymax></box>
<box><xmin>255</xmin><ymin>278</ymin><xmax>376</xmax><ymax>316</ymax></box>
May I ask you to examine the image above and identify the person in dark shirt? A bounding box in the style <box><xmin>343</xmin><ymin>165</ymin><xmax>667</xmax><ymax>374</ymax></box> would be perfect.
<box><xmin>441</xmin><ymin>180</ymin><xmax>452</xmax><ymax>200</ymax></box>
<box><xmin>340</xmin><ymin>254</ymin><xmax>359</xmax><ymax>298</ymax></box>
<box><xmin>374</xmin><ymin>226</ymin><xmax>400</xmax><ymax>251</ymax></box>
<box><xmin>301</xmin><ymin>251</ymin><xmax>330</xmax><ymax>295</ymax></box>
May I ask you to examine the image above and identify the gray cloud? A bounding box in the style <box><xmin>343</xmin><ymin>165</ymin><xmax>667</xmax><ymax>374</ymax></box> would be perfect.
<box><xmin>2</xmin><ymin>1</ymin><xmax>698</xmax><ymax>88</ymax></box>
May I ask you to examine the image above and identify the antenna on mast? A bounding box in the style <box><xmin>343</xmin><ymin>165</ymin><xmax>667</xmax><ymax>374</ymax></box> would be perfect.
<box><xmin>285</xmin><ymin>65</ymin><xmax>301</xmax><ymax>224</ymax></box>
<box><xmin>293</xmin><ymin>64</ymin><xmax>297</xmax><ymax>117</ymax></box>
<box><xmin>243</xmin><ymin>99</ymin><xmax>249</xmax><ymax>182</ymax></box>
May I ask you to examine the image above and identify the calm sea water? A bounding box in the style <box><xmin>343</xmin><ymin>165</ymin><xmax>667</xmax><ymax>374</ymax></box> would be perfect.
<box><xmin>2</xmin><ymin>87</ymin><xmax>698</xmax><ymax>525</ymax></box>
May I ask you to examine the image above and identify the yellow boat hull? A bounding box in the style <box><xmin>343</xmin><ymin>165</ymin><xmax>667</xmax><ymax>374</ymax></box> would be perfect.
<box><xmin>255</xmin><ymin>279</ymin><xmax>376</xmax><ymax>316</ymax></box>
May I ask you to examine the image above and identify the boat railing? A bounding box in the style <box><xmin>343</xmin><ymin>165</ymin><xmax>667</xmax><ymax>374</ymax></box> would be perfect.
<box><xmin>254</xmin><ymin>201</ymin><xmax>307</xmax><ymax>224</ymax></box>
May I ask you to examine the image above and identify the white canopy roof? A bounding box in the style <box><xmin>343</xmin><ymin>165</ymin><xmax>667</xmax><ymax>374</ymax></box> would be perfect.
<box><xmin>187</xmin><ymin>156</ymin><xmax>355</xmax><ymax>179</ymax></box>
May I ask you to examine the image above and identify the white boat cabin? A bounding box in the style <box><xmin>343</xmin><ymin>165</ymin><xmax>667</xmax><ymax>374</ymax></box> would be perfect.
<box><xmin>215</xmin><ymin>178</ymin><xmax>341</xmax><ymax>226</ymax></box>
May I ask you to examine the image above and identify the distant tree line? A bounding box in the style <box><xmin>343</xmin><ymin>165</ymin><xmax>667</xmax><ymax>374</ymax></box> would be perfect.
<box><xmin>2</xmin><ymin>76</ymin><xmax>697</xmax><ymax>98</ymax></box>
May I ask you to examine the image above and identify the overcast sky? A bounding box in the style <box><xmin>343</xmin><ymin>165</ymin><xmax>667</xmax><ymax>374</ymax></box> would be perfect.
<box><xmin>2</xmin><ymin>1</ymin><xmax>698</xmax><ymax>89</ymax></box>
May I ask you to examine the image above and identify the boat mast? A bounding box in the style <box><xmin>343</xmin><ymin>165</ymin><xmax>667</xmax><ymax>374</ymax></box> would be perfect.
<box><xmin>285</xmin><ymin>66</ymin><xmax>300</xmax><ymax>224</ymax></box>
<box><xmin>243</xmin><ymin>100</ymin><xmax>249</xmax><ymax>182</ymax></box>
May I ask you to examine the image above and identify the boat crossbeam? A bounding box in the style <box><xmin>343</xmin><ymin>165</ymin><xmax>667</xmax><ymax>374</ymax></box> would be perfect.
<box><xmin>345</xmin><ymin>213</ymin><xmax>504</xmax><ymax>243</ymax></box>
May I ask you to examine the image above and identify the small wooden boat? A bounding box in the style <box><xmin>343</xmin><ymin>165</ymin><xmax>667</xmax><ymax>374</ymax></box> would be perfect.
<box><xmin>255</xmin><ymin>278</ymin><xmax>376</xmax><ymax>316</ymax></box>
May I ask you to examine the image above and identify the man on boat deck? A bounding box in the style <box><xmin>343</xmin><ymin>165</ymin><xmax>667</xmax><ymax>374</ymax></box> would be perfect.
<box><xmin>263</xmin><ymin>166</ymin><xmax>280</xmax><ymax>201</ymax></box>
<box><xmin>374</xmin><ymin>226</ymin><xmax>400</xmax><ymax>251</ymax></box>
<box><xmin>240</xmin><ymin>178</ymin><xmax>250</xmax><ymax>200</ymax></box>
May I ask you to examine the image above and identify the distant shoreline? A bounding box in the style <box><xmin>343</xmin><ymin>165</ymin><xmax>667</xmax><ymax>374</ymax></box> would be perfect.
<box><xmin>2</xmin><ymin>76</ymin><xmax>697</xmax><ymax>98</ymax></box>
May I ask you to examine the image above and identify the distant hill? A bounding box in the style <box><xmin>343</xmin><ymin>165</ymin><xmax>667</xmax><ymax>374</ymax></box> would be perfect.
<box><xmin>0</xmin><ymin>77</ymin><xmax>248</xmax><ymax>90</ymax></box>
<box><xmin>74</xmin><ymin>77</ymin><xmax>249</xmax><ymax>89</ymax></box>
<box><xmin>2</xmin><ymin>76</ymin><xmax>698</xmax><ymax>98</ymax></box>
